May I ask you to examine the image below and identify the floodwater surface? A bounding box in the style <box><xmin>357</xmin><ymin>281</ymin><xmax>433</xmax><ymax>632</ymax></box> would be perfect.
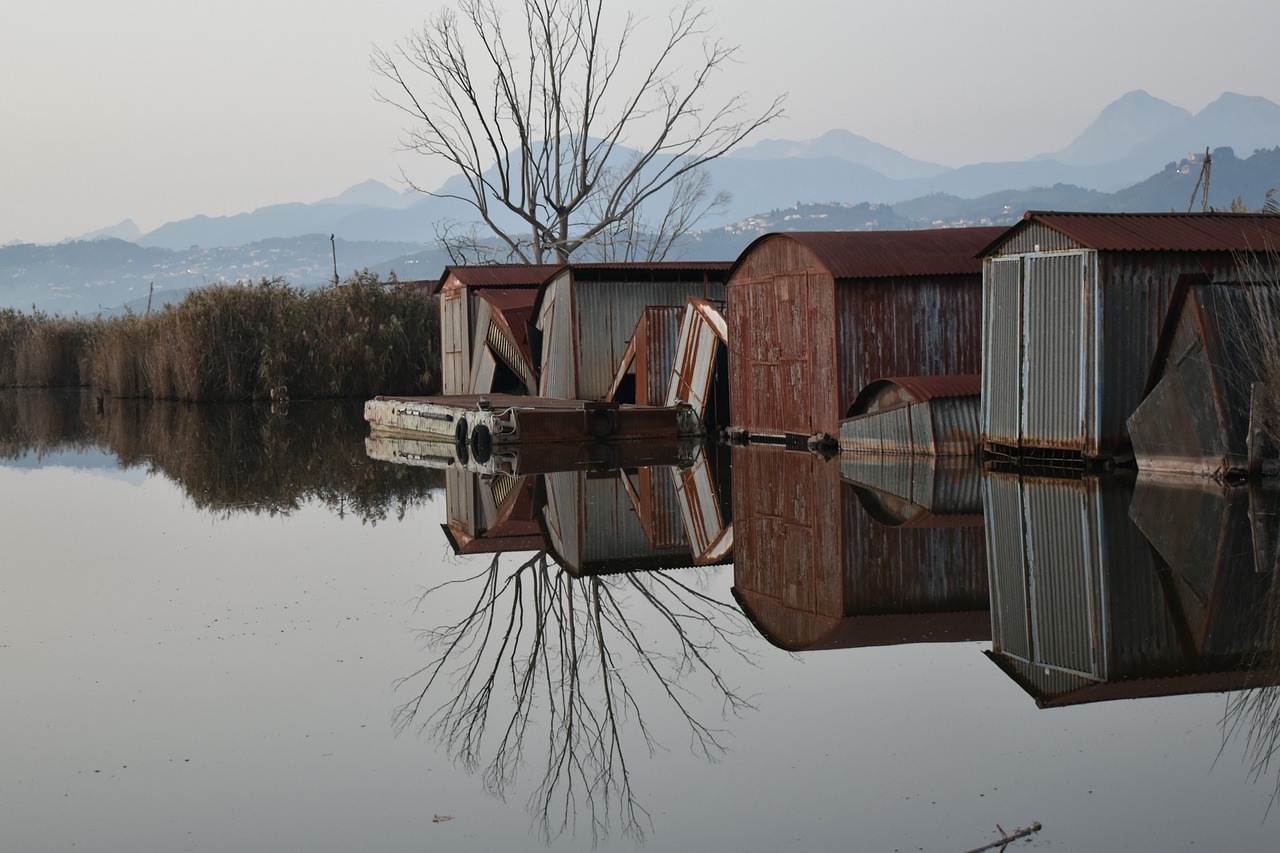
<box><xmin>3</xmin><ymin>390</ymin><xmax>1279</xmax><ymax>852</ymax></box>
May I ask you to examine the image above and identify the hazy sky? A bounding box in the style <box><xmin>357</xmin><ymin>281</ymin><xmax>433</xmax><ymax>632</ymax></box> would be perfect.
<box><xmin>3</xmin><ymin>0</ymin><xmax>1278</xmax><ymax>245</ymax></box>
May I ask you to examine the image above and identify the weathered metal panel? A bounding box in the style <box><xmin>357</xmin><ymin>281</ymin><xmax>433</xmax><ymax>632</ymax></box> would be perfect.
<box><xmin>571</xmin><ymin>279</ymin><xmax>727</xmax><ymax>401</ymax></box>
<box><xmin>840</xmin><ymin>394</ymin><xmax>979</xmax><ymax>456</ymax></box>
<box><xmin>441</xmin><ymin>288</ymin><xmax>469</xmax><ymax>395</ymax></box>
<box><xmin>982</xmin><ymin>257</ymin><xmax>1023</xmax><ymax>447</ymax></box>
<box><xmin>665</xmin><ymin>299</ymin><xmax>728</xmax><ymax>420</ymax></box>
<box><xmin>982</xmin><ymin>214</ymin><xmax>1278</xmax><ymax>459</ymax></box>
<box><xmin>535</xmin><ymin>272</ymin><xmax>576</xmax><ymax>399</ymax></box>
<box><xmin>1021</xmin><ymin>252</ymin><xmax>1091</xmax><ymax>450</ymax></box>
<box><xmin>983</xmin><ymin>473</ymin><xmax>1031</xmax><ymax>660</ymax></box>
<box><xmin>985</xmin><ymin>221</ymin><xmax>1085</xmax><ymax>257</ymax></box>
<box><xmin>836</xmin><ymin>276</ymin><xmax>983</xmax><ymax>437</ymax></box>
<box><xmin>1129</xmin><ymin>282</ymin><xmax>1279</xmax><ymax>478</ymax></box>
<box><xmin>732</xmin><ymin>228</ymin><xmax>1005</xmax><ymax>280</ymax></box>
<box><xmin>636</xmin><ymin>305</ymin><xmax>683</xmax><ymax>406</ymax></box>
<box><xmin>1023</xmin><ymin>212</ymin><xmax>1280</xmax><ymax>253</ymax></box>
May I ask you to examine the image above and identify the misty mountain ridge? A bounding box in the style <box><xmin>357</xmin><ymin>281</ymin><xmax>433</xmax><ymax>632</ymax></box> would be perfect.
<box><xmin>76</xmin><ymin>89</ymin><xmax>1280</xmax><ymax>251</ymax></box>
<box><xmin>1039</xmin><ymin>90</ymin><xmax>1280</xmax><ymax>174</ymax></box>
<box><xmin>8</xmin><ymin>90</ymin><xmax>1280</xmax><ymax>315</ymax></box>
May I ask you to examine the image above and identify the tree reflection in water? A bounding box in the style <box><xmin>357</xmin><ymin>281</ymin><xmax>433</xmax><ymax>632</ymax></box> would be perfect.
<box><xmin>394</xmin><ymin>548</ymin><xmax>755</xmax><ymax>844</ymax></box>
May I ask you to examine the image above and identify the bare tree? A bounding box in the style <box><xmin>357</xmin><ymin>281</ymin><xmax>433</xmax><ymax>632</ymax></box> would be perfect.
<box><xmin>394</xmin><ymin>549</ymin><xmax>757</xmax><ymax>844</ymax></box>
<box><xmin>372</xmin><ymin>0</ymin><xmax>784</xmax><ymax>263</ymax></box>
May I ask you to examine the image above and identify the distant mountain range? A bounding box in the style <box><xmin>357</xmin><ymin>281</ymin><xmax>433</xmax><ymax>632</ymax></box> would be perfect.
<box><xmin>4</xmin><ymin>90</ymin><xmax>1278</xmax><ymax>315</ymax></box>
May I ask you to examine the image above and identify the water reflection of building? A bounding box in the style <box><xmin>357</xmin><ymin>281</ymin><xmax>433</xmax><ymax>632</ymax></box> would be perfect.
<box><xmin>370</xmin><ymin>431</ymin><xmax>733</xmax><ymax>575</ymax></box>
<box><xmin>731</xmin><ymin>445</ymin><xmax>989</xmax><ymax>651</ymax></box>
<box><xmin>984</xmin><ymin>472</ymin><xmax>1279</xmax><ymax>707</ymax></box>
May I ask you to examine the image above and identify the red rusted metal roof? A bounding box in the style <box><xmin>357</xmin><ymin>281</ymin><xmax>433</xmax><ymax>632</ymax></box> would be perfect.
<box><xmin>732</xmin><ymin>228</ymin><xmax>1006</xmax><ymax>281</ymax></box>
<box><xmin>436</xmin><ymin>264</ymin><xmax>564</xmax><ymax>293</ymax></box>
<box><xmin>987</xmin><ymin>211</ymin><xmax>1280</xmax><ymax>255</ymax></box>
<box><xmin>571</xmin><ymin>261</ymin><xmax>734</xmax><ymax>272</ymax></box>
<box><xmin>856</xmin><ymin>374</ymin><xmax>981</xmax><ymax>408</ymax></box>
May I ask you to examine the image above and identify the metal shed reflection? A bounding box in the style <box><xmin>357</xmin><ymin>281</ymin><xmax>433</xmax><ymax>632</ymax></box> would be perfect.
<box><xmin>984</xmin><ymin>471</ymin><xmax>1279</xmax><ymax>707</ymax></box>
<box><xmin>731</xmin><ymin>444</ymin><xmax>988</xmax><ymax>651</ymax></box>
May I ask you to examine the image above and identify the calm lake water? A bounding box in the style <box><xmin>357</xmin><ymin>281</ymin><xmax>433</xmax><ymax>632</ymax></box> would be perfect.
<box><xmin>3</xmin><ymin>390</ymin><xmax>1280</xmax><ymax>852</ymax></box>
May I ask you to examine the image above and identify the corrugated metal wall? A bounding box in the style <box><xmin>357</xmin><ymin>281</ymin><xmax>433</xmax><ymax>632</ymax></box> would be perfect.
<box><xmin>982</xmin><ymin>257</ymin><xmax>1023</xmax><ymax>447</ymax></box>
<box><xmin>836</xmin><ymin>277</ymin><xmax>981</xmax><ymax>437</ymax></box>
<box><xmin>728</xmin><ymin>238</ymin><xmax>981</xmax><ymax>440</ymax></box>
<box><xmin>1022</xmin><ymin>252</ymin><xmax>1092</xmax><ymax>450</ymax></box>
<box><xmin>572</xmin><ymin>280</ymin><xmax>725</xmax><ymax>401</ymax></box>
<box><xmin>839</xmin><ymin>397</ymin><xmax>980</xmax><ymax>456</ymax></box>
<box><xmin>536</xmin><ymin>274</ymin><xmax>576</xmax><ymax>398</ymax></box>
<box><xmin>983</xmin><ymin>245</ymin><xmax>1243</xmax><ymax>458</ymax></box>
<box><xmin>637</xmin><ymin>306</ymin><xmax>683</xmax><ymax>406</ymax></box>
<box><xmin>1093</xmin><ymin>253</ymin><xmax>1233</xmax><ymax>453</ymax></box>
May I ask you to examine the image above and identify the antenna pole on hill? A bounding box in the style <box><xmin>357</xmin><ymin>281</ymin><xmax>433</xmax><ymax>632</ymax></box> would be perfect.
<box><xmin>1187</xmin><ymin>147</ymin><xmax>1212</xmax><ymax>213</ymax></box>
<box><xmin>330</xmin><ymin>234</ymin><xmax>340</xmax><ymax>286</ymax></box>
<box><xmin>146</xmin><ymin>281</ymin><xmax>154</xmax><ymax>315</ymax></box>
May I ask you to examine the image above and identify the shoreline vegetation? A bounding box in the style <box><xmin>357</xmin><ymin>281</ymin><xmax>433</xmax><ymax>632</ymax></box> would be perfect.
<box><xmin>0</xmin><ymin>272</ymin><xmax>440</xmax><ymax>402</ymax></box>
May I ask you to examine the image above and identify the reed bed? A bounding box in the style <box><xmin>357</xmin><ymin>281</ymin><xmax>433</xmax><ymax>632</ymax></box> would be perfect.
<box><xmin>0</xmin><ymin>273</ymin><xmax>440</xmax><ymax>401</ymax></box>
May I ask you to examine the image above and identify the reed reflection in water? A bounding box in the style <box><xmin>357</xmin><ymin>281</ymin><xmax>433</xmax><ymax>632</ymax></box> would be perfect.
<box><xmin>0</xmin><ymin>388</ymin><xmax>442</xmax><ymax>521</ymax></box>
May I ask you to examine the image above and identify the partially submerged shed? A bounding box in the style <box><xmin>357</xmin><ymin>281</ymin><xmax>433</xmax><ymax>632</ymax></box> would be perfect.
<box><xmin>1128</xmin><ymin>274</ymin><xmax>1280</xmax><ymax>479</ymax></box>
<box><xmin>437</xmin><ymin>264</ymin><xmax>562</xmax><ymax>395</ymax></box>
<box><xmin>839</xmin><ymin>374</ymin><xmax>981</xmax><ymax>456</ymax></box>
<box><xmin>980</xmin><ymin>211</ymin><xmax>1280</xmax><ymax>463</ymax></box>
<box><xmin>535</xmin><ymin>262</ymin><xmax>730</xmax><ymax>402</ymax></box>
<box><xmin>725</xmin><ymin>228</ymin><xmax>1003</xmax><ymax>444</ymax></box>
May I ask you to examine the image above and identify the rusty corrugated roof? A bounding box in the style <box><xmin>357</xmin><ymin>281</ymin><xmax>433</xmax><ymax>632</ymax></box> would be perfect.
<box><xmin>436</xmin><ymin>264</ymin><xmax>564</xmax><ymax>293</ymax></box>
<box><xmin>571</xmin><ymin>261</ymin><xmax>733</xmax><ymax>272</ymax></box>
<box><xmin>734</xmin><ymin>228</ymin><xmax>1007</xmax><ymax>281</ymax></box>
<box><xmin>863</xmin><ymin>374</ymin><xmax>982</xmax><ymax>404</ymax></box>
<box><xmin>987</xmin><ymin>211</ymin><xmax>1280</xmax><ymax>255</ymax></box>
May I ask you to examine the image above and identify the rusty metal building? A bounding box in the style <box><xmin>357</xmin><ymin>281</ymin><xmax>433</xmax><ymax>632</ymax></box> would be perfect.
<box><xmin>731</xmin><ymin>445</ymin><xmax>988</xmax><ymax>652</ymax></box>
<box><xmin>725</xmin><ymin>228</ymin><xmax>1003</xmax><ymax>443</ymax></box>
<box><xmin>534</xmin><ymin>262</ymin><xmax>730</xmax><ymax>401</ymax></box>
<box><xmin>980</xmin><ymin>211</ymin><xmax>1280</xmax><ymax>463</ymax></box>
<box><xmin>436</xmin><ymin>264</ymin><xmax>561</xmax><ymax>395</ymax></box>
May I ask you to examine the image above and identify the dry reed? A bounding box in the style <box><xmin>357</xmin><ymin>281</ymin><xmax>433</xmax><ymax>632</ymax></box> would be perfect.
<box><xmin>0</xmin><ymin>273</ymin><xmax>440</xmax><ymax>401</ymax></box>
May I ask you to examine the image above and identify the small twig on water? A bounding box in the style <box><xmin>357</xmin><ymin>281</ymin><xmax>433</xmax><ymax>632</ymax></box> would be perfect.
<box><xmin>959</xmin><ymin>821</ymin><xmax>1042</xmax><ymax>853</ymax></box>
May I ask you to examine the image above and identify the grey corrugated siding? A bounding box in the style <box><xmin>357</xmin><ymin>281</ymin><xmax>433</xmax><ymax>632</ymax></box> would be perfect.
<box><xmin>983</xmin><ymin>474</ymin><xmax>1031</xmax><ymax>660</ymax></box>
<box><xmin>573</xmin><ymin>281</ymin><xmax>725</xmax><ymax>401</ymax></box>
<box><xmin>839</xmin><ymin>396</ymin><xmax>979</xmax><ymax>456</ymax></box>
<box><xmin>1023</xmin><ymin>480</ymin><xmax>1102</xmax><ymax>678</ymax></box>
<box><xmin>989</xmin><ymin>222</ymin><xmax>1085</xmax><ymax>256</ymax></box>
<box><xmin>982</xmin><ymin>257</ymin><xmax>1023</xmax><ymax>447</ymax></box>
<box><xmin>1022</xmin><ymin>252</ymin><xmax>1092</xmax><ymax>450</ymax></box>
<box><xmin>537</xmin><ymin>275</ymin><xmax>576</xmax><ymax>399</ymax></box>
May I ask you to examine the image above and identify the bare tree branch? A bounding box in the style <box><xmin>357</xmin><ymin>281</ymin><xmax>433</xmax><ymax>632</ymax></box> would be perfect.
<box><xmin>373</xmin><ymin>0</ymin><xmax>784</xmax><ymax>262</ymax></box>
